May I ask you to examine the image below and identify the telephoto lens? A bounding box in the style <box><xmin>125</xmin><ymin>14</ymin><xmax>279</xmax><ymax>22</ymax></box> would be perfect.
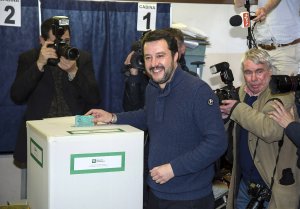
<box><xmin>269</xmin><ymin>75</ymin><xmax>300</xmax><ymax>93</ymax></box>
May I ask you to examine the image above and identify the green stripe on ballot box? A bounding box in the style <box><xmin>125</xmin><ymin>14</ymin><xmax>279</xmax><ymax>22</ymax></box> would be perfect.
<box><xmin>70</xmin><ymin>152</ymin><xmax>125</xmax><ymax>174</ymax></box>
<box><xmin>30</xmin><ymin>138</ymin><xmax>43</xmax><ymax>168</ymax></box>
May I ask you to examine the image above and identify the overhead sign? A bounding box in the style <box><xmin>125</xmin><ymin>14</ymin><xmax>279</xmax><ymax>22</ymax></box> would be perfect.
<box><xmin>137</xmin><ymin>2</ymin><xmax>157</xmax><ymax>32</ymax></box>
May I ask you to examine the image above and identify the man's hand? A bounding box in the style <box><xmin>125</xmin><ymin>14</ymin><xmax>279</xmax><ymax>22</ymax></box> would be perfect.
<box><xmin>220</xmin><ymin>100</ymin><xmax>238</xmax><ymax>119</ymax></box>
<box><xmin>85</xmin><ymin>109</ymin><xmax>113</xmax><ymax>124</ymax></box>
<box><xmin>58</xmin><ymin>56</ymin><xmax>78</xmax><ymax>79</ymax></box>
<box><xmin>253</xmin><ymin>7</ymin><xmax>267</xmax><ymax>22</ymax></box>
<box><xmin>37</xmin><ymin>41</ymin><xmax>57</xmax><ymax>71</ymax></box>
<box><xmin>253</xmin><ymin>0</ymin><xmax>281</xmax><ymax>22</ymax></box>
<box><xmin>150</xmin><ymin>163</ymin><xmax>174</xmax><ymax>184</ymax></box>
<box><xmin>268</xmin><ymin>100</ymin><xmax>295</xmax><ymax>128</ymax></box>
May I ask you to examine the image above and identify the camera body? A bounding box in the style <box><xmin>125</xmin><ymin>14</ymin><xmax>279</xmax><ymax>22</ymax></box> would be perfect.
<box><xmin>269</xmin><ymin>75</ymin><xmax>300</xmax><ymax>94</ymax></box>
<box><xmin>124</xmin><ymin>31</ymin><xmax>151</xmax><ymax>74</ymax></box>
<box><xmin>47</xmin><ymin>16</ymin><xmax>79</xmax><ymax>66</ymax></box>
<box><xmin>247</xmin><ymin>182</ymin><xmax>271</xmax><ymax>209</ymax></box>
<box><xmin>210</xmin><ymin>62</ymin><xmax>239</xmax><ymax>103</ymax></box>
<box><xmin>130</xmin><ymin>40</ymin><xmax>145</xmax><ymax>72</ymax></box>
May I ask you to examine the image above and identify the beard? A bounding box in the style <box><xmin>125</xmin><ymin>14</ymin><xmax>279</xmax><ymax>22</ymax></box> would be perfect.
<box><xmin>149</xmin><ymin>61</ymin><xmax>175</xmax><ymax>85</ymax></box>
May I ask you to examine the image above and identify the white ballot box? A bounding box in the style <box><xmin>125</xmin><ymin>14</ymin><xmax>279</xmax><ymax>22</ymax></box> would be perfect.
<box><xmin>26</xmin><ymin>116</ymin><xmax>144</xmax><ymax>209</ymax></box>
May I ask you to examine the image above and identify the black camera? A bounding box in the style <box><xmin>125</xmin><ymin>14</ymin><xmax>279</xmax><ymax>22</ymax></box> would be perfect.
<box><xmin>47</xmin><ymin>16</ymin><xmax>79</xmax><ymax>66</ymax></box>
<box><xmin>124</xmin><ymin>31</ymin><xmax>151</xmax><ymax>74</ymax></box>
<box><xmin>210</xmin><ymin>62</ymin><xmax>239</xmax><ymax>103</ymax></box>
<box><xmin>129</xmin><ymin>40</ymin><xmax>145</xmax><ymax>72</ymax></box>
<box><xmin>269</xmin><ymin>75</ymin><xmax>300</xmax><ymax>94</ymax></box>
<box><xmin>247</xmin><ymin>182</ymin><xmax>271</xmax><ymax>209</ymax></box>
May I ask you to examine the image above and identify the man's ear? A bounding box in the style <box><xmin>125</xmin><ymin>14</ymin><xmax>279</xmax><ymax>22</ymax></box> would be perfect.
<box><xmin>174</xmin><ymin>51</ymin><xmax>179</xmax><ymax>63</ymax></box>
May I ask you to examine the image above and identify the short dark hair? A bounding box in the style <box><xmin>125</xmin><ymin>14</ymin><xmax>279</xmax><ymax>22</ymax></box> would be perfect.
<box><xmin>141</xmin><ymin>29</ymin><xmax>178</xmax><ymax>57</ymax></box>
<box><xmin>40</xmin><ymin>17</ymin><xmax>70</xmax><ymax>40</ymax></box>
<box><xmin>164</xmin><ymin>27</ymin><xmax>184</xmax><ymax>43</ymax></box>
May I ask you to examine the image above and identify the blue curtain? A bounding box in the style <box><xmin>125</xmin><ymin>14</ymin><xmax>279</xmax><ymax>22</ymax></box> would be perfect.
<box><xmin>0</xmin><ymin>0</ymin><xmax>39</xmax><ymax>153</ymax></box>
<box><xmin>0</xmin><ymin>0</ymin><xmax>170</xmax><ymax>153</ymax></box>
<box><xmin>41</xmin><ymin>0</ymin><xmax>171</xmax><ymax>111</ymax></box>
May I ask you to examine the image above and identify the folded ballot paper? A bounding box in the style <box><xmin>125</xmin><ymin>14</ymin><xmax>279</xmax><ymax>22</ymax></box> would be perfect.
<box><xmin>75</xmin><ymin>115</ymin><xmax>95</xmax><ymax>127</ymax></box>
<box><xmin>41</xmin><ymin>116</ymin><xmax>105</xmax><ymax>127</ymax></box>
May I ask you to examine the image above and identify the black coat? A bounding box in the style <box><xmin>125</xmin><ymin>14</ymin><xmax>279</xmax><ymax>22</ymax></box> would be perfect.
<box><xmin>10</xmin><ymin>48</ymin><xmax>101</xmax><ymax>167</ymax></box>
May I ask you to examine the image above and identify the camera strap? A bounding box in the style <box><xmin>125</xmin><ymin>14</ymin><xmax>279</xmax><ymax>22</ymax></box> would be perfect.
<box><xmin>251</xmin><ymin>133</ymin><xmax>284</xmax><ymax>191</ymax></box>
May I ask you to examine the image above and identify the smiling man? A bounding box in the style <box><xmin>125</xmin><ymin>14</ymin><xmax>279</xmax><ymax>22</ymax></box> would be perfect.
<box><xmin>86</xmin><ymin>29</ymin><xmax>227</xmax><ymax>209</ymax></box>
<box><xmin>220</xmin><ymin>48</ymin><xmax>300</xmax><ymax>209</ymax></box>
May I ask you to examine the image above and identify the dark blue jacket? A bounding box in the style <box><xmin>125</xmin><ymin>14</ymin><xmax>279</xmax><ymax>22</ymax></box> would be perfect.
<box><xmin>117</xmin><ymin>67</ymin><xmax>227</xmax><ymax>200</ymax></box>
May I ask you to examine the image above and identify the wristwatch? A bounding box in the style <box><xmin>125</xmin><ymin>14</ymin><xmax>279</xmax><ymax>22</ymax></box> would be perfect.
<box><xmin>110</xmin><ymin>113</ymin><xmax>117</xmax><ymax>124</ymax></box>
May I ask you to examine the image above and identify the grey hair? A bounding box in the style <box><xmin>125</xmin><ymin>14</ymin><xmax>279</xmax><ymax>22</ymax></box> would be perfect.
<box><xmin>241</xmin><ymin>48</ymin><xmax>276</xmax><ymax>71</ymax></box>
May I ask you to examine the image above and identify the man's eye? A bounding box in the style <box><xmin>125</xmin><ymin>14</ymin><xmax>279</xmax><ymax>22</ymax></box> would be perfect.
<box><xmin>257</xmin><ymin>70</ymin><xmax>264</xmax><ymax>74</ymax></box>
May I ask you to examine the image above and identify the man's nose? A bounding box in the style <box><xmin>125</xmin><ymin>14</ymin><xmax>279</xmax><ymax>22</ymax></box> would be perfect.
<box><xmin>251</xmin><ymin>73</ymin><xmax>258</xmax><ymax>81</ymax></box>
<box><xmin>150</xmin><ymin>57</ymin><xmax>158</xmax><ymax>67</ymax></box>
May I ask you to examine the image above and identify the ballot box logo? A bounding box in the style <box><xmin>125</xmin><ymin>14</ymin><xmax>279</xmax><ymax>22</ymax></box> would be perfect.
<box><xmin>71</xmin><ymin>152</ymin><xmax>126</xmax><ymax>174</ymax></box>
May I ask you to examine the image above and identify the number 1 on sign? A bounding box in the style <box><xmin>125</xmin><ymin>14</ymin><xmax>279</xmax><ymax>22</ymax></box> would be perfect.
<box><xmin>137</xmin><ymin>3</ymin><xmax>157</xmax><ymax>32</ymax></box>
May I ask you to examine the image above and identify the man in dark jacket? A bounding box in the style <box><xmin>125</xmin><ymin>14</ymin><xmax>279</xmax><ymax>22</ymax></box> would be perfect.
<box><xmin>10</xmin><ymin>16</ymin><xmax>101</xmax><ymax>168</ymax></box>
<box><xmin>86</xmin><ymin>29</ymin><xmax>227</xmax><ymax>209</ymax></box>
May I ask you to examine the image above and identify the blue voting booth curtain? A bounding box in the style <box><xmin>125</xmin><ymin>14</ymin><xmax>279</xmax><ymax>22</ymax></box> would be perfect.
<box><xmin>40</xmin><ymin>1</ymin><xmax>171</xmax><ymax>112</ymax></box>
<box><xmin>0</xmin><ymin>0</ymin><xmax>170</xmax><ymax>153</ymax></box>
<box><xmin>0</xmin><ymin>0</ymin><xmax>39</xmax><ymax>153</ymax></box>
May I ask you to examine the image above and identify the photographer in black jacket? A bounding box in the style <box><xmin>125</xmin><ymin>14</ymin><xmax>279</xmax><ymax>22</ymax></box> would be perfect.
<box><xmin>11</xmin><ymin>16</ymin><xmax>101</xmax><ymax>169</ymax></box>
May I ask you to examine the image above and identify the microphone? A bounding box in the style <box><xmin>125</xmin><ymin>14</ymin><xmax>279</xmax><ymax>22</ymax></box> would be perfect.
<box><xmin>229</xmin><ymin>12</ymin><xmax>256</xmax><ymax>28</ymax></box>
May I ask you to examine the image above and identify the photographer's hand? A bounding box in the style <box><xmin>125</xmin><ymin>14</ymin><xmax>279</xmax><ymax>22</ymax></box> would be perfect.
<box><xmin>220</xmin><ymin>100</ymin><xmax>238</xmax><ymax>118</ymax></box>
<box><xmin>130</xmin><ymin>68</ymin><xmax>139</xmax><ymax>76</ymax></box>
<box><xmin>268</xmin><ymin>100</ymin><xmax>295</xmax><ymax>128</ymax></box>
<box><xmin>37</xmin><ymin>41</ymin><xmax>57</xmax><ymax>71</ymax></box>
<box><xmin>58</xmin><ymin>56</ymin><xmax>78</xmax><ymax>80</ymax></box>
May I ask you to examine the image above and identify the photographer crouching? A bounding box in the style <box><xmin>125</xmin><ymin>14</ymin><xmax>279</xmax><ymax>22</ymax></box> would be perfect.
<box><xmin>220</xmin><ymin>48</ymin><xmax>300</xmax><ymax>209</ymax></box>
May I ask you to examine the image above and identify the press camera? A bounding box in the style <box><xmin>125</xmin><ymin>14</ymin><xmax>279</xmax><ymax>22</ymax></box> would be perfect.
<box><xmin>124</xmin><ymin>31</ymin><xmax>151</xmax><ymax>73</ymax></box>
<box><xmin>247</xmin><ymin>182</ymin><xmax>271</xmax><ymax>209</ymax></box>
<box><xmin>129</xmin><ymin>40</ymin><xmax>145</xmax><ymax>72</ymax></box>
<box><xmin>269</xmin><ymin>75</ymin><xmax>300</xmax><ymax>94</ymax></box>
<box><xmin>210</xmin><ymin>62</ymin><xmax>239</xmax><ymax>103</ymax></box>
<box><xmin>47</xmin><ymin>16</ymin><xmax>79</xmax><ymax>66</ymax></box>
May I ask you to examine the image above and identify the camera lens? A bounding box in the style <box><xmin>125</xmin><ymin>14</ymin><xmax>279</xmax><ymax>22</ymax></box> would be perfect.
<box><xmin>64</xmin><ymin>47</ymin><xmax>79</xmax><ymax>60</ymax></box>
<box><xmin>270</xmin><ymin>75</ymin><xmax>300</xmax><ymax>93</ymax></box>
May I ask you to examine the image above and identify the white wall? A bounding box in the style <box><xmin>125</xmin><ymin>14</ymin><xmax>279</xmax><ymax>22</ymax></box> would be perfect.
<box><xmin>172</xmin><ymin>3</ymin><xmax>251</xmax><ymax>89</ymax></box>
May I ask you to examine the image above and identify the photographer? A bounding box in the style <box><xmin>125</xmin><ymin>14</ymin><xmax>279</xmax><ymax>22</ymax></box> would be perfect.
<box><xmin>220</xmin><ymin>48</ymin><xmax>300</xmax><ymax>209</ymax></box>
<box><xmin>10</xmin><ymin>16</ymin><xmax>101</xmax><ymax>169</ymax></box>
<box><xmin>123</xmin><ymin>42</ymin><xmax>149</xmax><ymax>112</ymax></box>
<box><xmin>122</xmin><ymin>42</ymin><xmax>150</xmax><ymax>209</ymax></box>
